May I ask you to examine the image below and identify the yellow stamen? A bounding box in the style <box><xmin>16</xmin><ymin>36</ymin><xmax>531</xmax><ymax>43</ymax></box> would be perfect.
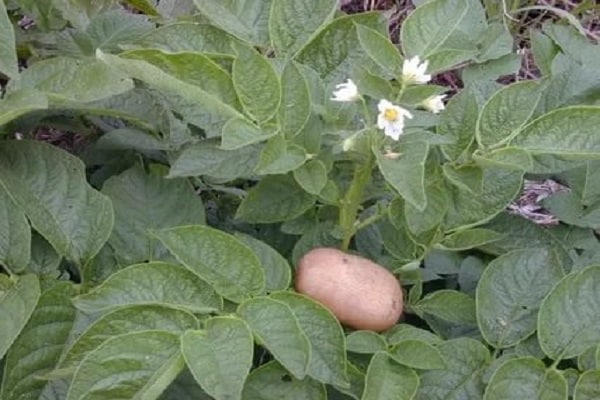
<box><xmin>383</xmin><ymin>108</ymin><xmax>398</xmax><ymax>122</ymax></box>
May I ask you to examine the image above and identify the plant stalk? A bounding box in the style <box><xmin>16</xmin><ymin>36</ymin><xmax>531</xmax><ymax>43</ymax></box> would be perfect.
<box><xmin>339</xmin><ymin>141</ymin><xmax>376</xmax><ymax>251</ymax></box>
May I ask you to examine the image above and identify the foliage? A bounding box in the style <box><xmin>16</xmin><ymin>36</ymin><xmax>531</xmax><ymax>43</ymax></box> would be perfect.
<box><xmin>1</xmin><ymin>0</ymin><xmax>600</xmax><ymax>399</ymax></box>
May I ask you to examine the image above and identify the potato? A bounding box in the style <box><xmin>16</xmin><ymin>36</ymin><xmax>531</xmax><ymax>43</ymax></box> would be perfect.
<box><xmin>295</xmin><ymin>247</ymin><xmax>403</xmax><ymax>331</ymax></box>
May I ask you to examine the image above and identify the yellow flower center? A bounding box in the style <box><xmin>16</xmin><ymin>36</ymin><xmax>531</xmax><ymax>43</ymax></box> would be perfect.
<box><xmin>383</xmin><ymin>108</ymin><xmax>398</xmax><ymax>122</ymax></box>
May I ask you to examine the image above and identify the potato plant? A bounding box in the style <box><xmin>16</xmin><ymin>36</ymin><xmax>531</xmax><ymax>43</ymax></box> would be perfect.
<box><xmin>1</xmin><ymin>0</ymin><xmax>600</xmax><ymax>399</ymax></box>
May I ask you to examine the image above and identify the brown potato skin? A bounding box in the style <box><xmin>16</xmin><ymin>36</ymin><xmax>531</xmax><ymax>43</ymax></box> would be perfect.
<box><xmin>295</xmin><ymin>247</ymin><xmax>403</xmax><ymax>331</ymax></box>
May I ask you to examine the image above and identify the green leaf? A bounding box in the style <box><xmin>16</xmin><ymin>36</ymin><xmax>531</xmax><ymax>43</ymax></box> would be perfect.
<box><xmin>346</xmin><ymin>331</ymin><xmax>387</xmax><ymax>354</ymax></box>
<box><xmin>318</xmin><ymin>179</ymin><xmax>340</xmax><ymax>205</ymax></box>
<box><xmin>530</xmin><ymin>30</ymin><xmax>558</xmax><ymax>77</ymax></box>
<box><xmin>221</xmin><ymin>117</ymin><xmax>278</xmax><ymax>150</ymax></box>
<box><xmin>193</xmin><ymin>0</ymin><xmax>272</xmax><ymax>46</ymax></box>
<box><xmin>0</xmin><ymin>0</ymin><xmax>18</xmax><ymax>80</ymax></box>
<box><xmin>102</xmin><ymin>165</ymin><xmax>205</xmax><ymax>266</ymax></box>
<box><xmin>232</xmin><ymin>43</ymin><xmax>281</xmax><ymax>124</ymax></box>
<box><xmin>73</xmin><ymin>262</ymin><xmax>222</xmax><ymax>314</ymax></box>
<box><xmin>474</xmin><ymin>22</ymin><xmax>513</xmax><ymax>63</ymax></box>
<box><xmin>75</xmin><ymin>88</ymin><xmax>170</xmax><ymax>133</ymax></box>
<box><xmin>153</xmin><ymin>225</ymin><xmax>265</xmax><ymax>303</ymax></box>
<box><xmin>484</xmin><ymin>357</ymin><xmax>567</xmax><ymax>400</ymax></box>
<box><xmin>401</xmin><ymin>0</ymin><xmax>470</xmax><ymax>70</ymax></box>
<box><xmin>136</xmin><ymin>23</ymin><xmax>239</xmax><ymax>55</ymax></box>
<box><xmin>511</xmin><ymin>106</ymin><xmax>600</xmax><ymax>158</ymax></box>
<box><xmin>278</xmin><ymin>61</ymin><xmax>311</xmax><ymax>137</ymax></box>
<box><xmin>388</xmin><ymin>339</ymin><xmax>447</xmax><ymax>370</ymax></box>
<box><xmin>413</xmin><ymin>290</ymin><xmax>478</xmax><ymax>326</ymax></box>
<box><xmin>0</xmin><ymin>185</ymin><xmax>30</xmax><ymax>273</ymax></box>
<box><xmin>445</xmin><ymin>0</ymin><xmax>488</xmax><ymax>61</ymax></box>
<box><xmin>86</xmin><ymin>9</ymin><xmax>153</xmax><ymax>48</ymax></box>
<box><xmin>59</xmin><ymin>10</ymin><xmax>154</xmax><ymax>56</ymax></box>
<box><xmin>293</xmin><ymin>160</ymin><xmax>328</xmax><ymax>195</ymax></box>
<box><xmin>404</xmin><ymin>184</ymin><xmax>448</xmax><ymax>235</ymax></box>
<box><xmin>362</xmin><ymin>352</ymin><xmax>419</xmax><ymax>400</ymax></box>
<box><xmin>538</xmin><ymin>265</ymin><xmax>600</xmax><ymax>360</ymax></box>
<box><xmin>542</xmin><ymin>192</ymin><xmax>600</xmax><ymax>229</ymax></box>
<box><xmin>28</xmin><ymin>235</ymin><xmax>61</xmax><ymax>278</ymax></box>
<box><xmin>375</xmin><ymin>141</ymin><xmax>429</xmax><ymax>211</ymax></box>
<box><xmin>17</xmin><ymin>57</ymin><xmax>133</xmax><ymax>103</ymax></box>
<box><xmin>96</xmin><ymin>51</ymin><xmax>244</xmax><ymax>122</ymax></box>
<box><xmin>444</xmin><ymin>168</ymin><xmax>523</xmax><ymax>230</ymax></box>
<box><xmin>385</xmin><ymin>323</ymin><xmax>443</xmax><ymax>346</ymax></box>
<box><xmin>481</xmin><ymin>213</ymin><xmax>575</xmax><ymax>262</ymax></box>
<box><xmin>236</xmin><ymin>174</ymin><xmax>316</xmax><ymax>223</ymax></box>
<box><xmin>295</xmin><ymin>12</ymin><xmax>386</xmax><ymax>85</ymax></box>
<box><xmin>0</xmin><ymin>88</ymin><xmax>48</xmax><ymax>127</ymax></box>
<box><xmin>576</xmin><ymin>346</ymin><xmax>596</xmax><ymax>372</ymax></box>
<box><xmin>442</xmin><ymin>164</ymin><xmax>484</xmax><ymax>194</ymax></box>
<box><xmin>182</xmin><ymin>317</ymin><xmax>254</xmax><ymax>400</ymax></box>
<box><xmin>574</xmin><ymin>370</ymin><xmax>600</xmax><ymax>400</ymax></box>
<box><xmin>168</xmin><ymin>141</ymin><xmax>261</xmax><ymax>181</ymax></box>
<box><xmin>237</xmin><ymin>297</ymin><xmax>310</xmax><ymax>380</ymax></box>
<box><xmin>44</xmin><ymin>0</ymin><xmax>109</xmax><ymax>30</ymax></box>
<box><xmin>527</xmin><ymin>154</ymin><xmax>585</xmax><ymax>174</ymax></box>
<box><xmin>473</xmin><ymin>147</ymin><xmax>533</xmax><ymax>171</ymax></box>
<box><xmin>160</xmin><ymin>368</ymin><xmax>212</xmax><ymax>400</ymax></box>
<box><xmin>122</xmin><ymin>49</ymin><xmax>239</xmax><ymax>110</ymax></box>
<box><xmin>256</xmin><ymin>135</ymin><xmax>308</xmax><ymax>175</ymax></box>
<box><xmin>233</xmin><ymin>233</ymin><xmax>291</xmax><ymax>292</ymax></box>
<box><xmin>241</xmin><ymin>361</ymin><xmax>326</xmax><ymax>400</ymax></box>
<box><xmin>379</xmin><ymin>218</ymin><xmax>418</xmax><ymax>264</ymax></box>
<box><xmin>60</xmin><ymin>305</ymin><xmax>198</xmax><ymax>371</ymax></box>
<box><xmin>269</xmin><ymin>0</ymin><xmax>337</xmax><ymax>57</ymax></box>
<box><xmin>353</xmin><ymin>67</ymin><xmax>394</xmax><ymax>100</ymax></box>
<box><xmin>0</xmin><ymin>282</ymin><xmax>76</xmax><ymax>400</ymax></box>
<box><xmin>462</xmin><ymin>54</ymin><xmax>522</xmax><ymax>86</ymax></box>
<box><xmin>291</xmin><ymin>224</ymin><xmax>339</xmax><ymax>266</ymax></box>
<box><xmin>476</xmin><ymin>81</ymin><xmax>542</xmax><ymax>148</ymax></box>
<box><xmin>476</xmin><ymin>248</ymin><xmax>564</xmax><ymax>349</ymax></box>
<box><xmin>0</xmin><ymin>274</ymin><xmax>40</xmax><ymax>360</ymax></box>
<box><xmin>438</xmin><ymin>86</ymin><xmax>479</xmax><ymax>161</ymax></box>
<box><xmin>66</xmin><ymin>330</ymin><xmax>184</xmax><ymax>400</ymax></box>
<box><xmin>356</xmin><ymin>25</ymin><xmax>403</xmax><ymax>76</ymax></box>
<box><xmin>331</xmin><ymin>362</ymin><xmax>366</xmax><ymax>400</ymax></box>
<box><xmin>543</xmin><ymin>24</ymin><xmax>600</xmax><ymax>66</ymax></box>
<box><xmin>78</xmin><ymin>245</ymin><xmax>120</xmax><ymax>289</ymax></box>
<box><xmin>94</xmin><ymin>128</ymin><xmax>168</xmax><ymax>153</ymax></box>
<box><xmin>537</xmin><ymin>61</ymin><xmax>600</xmax><ymax>115</ymax></box>
<box><xmin>439</xmin><ymin>228</ymin><xmax>503</xmax><ymax>251</ymax></box>
<box><xmin>0</xmin><ymin>141</ymin><xmax>113</xmax><ymax>265</ymax></box>
<box><xmin>39</xmin><ymin>378</ymin><xmax>70</xmax><ymax>400</ymax></box>
<box><xmin>271</xmin><ymin>292</ymin><xmax>348</xmax><ymax>387</ymax></box>
<box><xmin>416</xmin><ymin>338</ymin><xmax>490</xmax><ymax>400</ymax></box>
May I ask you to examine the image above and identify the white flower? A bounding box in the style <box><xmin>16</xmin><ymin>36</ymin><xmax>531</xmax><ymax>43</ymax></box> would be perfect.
<box><xmin>402</xmin><ymin>56</ymin><xmax>431</xmax><ymax>85</ymax></box>
<box><xmin>377</xmin><ymin>99</ymin><xmax>413</xmax><ymax>141</ymax></box>
<box><xmin>330</xmin><ymin>79</ymin><xmax>359</xmax><ymax>102</ymax></box>
<box><xmin>421</xmin><ymin>94</ymin><xmax>447</xmax><ymax>114</ymax></box>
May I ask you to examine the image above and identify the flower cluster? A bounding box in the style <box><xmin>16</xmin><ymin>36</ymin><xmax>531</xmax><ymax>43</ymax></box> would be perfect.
<box><xmin>331</xmin><ymin>56</ymin><xmax>446</xmax><ymax>141</ymax></box>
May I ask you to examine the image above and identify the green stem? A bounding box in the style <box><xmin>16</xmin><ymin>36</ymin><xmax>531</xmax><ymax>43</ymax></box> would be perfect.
<box><xmin>355</xmin><ymin>209</ymin><xmax>386</xmax><ymax>232</ymax></box>
<box><xmin>395</xmin><ymin>82</ymin><xmax>407</xmax><ymax>103</ymax></box>
<box><xmin>358</xmin><ymin>96</ymin><xmax>371</xmax><ymax>128</ymax></box>
<box><xmin>339</xmin><ymin>136</ymin><xmax>376</xmax><ymax>251</ymax></box>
